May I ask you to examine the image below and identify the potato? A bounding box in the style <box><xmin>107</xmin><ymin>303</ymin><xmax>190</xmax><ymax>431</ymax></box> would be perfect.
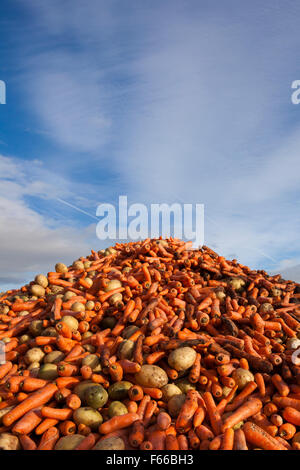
<box><xmin>85</xmin><ymin>300</ymin><xmax>94</xmax><ymax>310</ymax></box>
<box><xmin>228</xmin><ymin>277</ymin><xmax>245</xmax><ymax>291</ymax></box>
<box><xmin>30</xmin><ymin>284</ymin><xmax>45</xmax><ymax>297</ymax></box>
<box><xmin>44</xmin><ymin>350</ymin><xmax>65</xmax><ymax>364</ymax></box>
<box><xmin>109</xmin><ymin>293</ymin><xmax>123</xmax><ymax>306</ymax></box>
<box><xmin>167</xmin><ymin>394</ymin><xmax>186</xmax><ymax>418</ymax></box>
<box><xmin>73</xmin><ymin>380</ymin><xmax>95</xmax><ymax>401</ymax></box>
<box><xmin>117</xmin><ymin>340</ymin><xmax>134</xmax><ymax>360</ymax></box>
<box><xmin>0</xmin><ymin>433</ymin><xmax>20</xmax><ymax>450</ymax></box>
<box><xmin>122</xmin><ymin>326</ymin><xmax>139</xmax><ymax>339</ymax></box>
<box><xmin>35</xmin><ymin>274</ymin><xmax>48</xmax><ymax>288</ymax></box>
<box><xmin>25</xmin><ymin>347</ymin><xmax>45</xmax><ymax>364</ymax></box>
<box><xmin>71</xmin><ymin>302</ymin><xmax>85</xmax><ymax>313</ymax></box>
<box><xmin>42</xmin><ymin>327</ymin><xmax>58</xmax><ymax>337</ymax></box>
<box><xmin>232</xmin><ymin>368</ymin><xmax>254</xmax><ymax>390</ymax></box>
<box><xmin>168</xmin><ymin>347</ymin><xmax>197</xmax><ymax>372</ymax></box>
<box><xmin>73</xmin><ymin>407</ymin><xmax>103</xmax><ymax>430</ymax></box>
<box><xmin>73</xmin><ymin>260</ymin><xmax>85</xmax><ymax>270</ymax></box>
<box><xmin>108</xmin><ymin>401</ymin><xmax>128</xmax><ymax>418</ymax></box>
<box><xmin>61</xmin><ymin>314</ymin><xmax>79</xmax><ymax>330</ymax></box>
<box><xmin>135</xmin><ymin>365</ymin><xmax>168</xmax><ymax>389</ymax></box>
<box><xmin>63</xmin><ymin>291</ymin><xmax>76</xmax><ymax>301</ymax></box>
<box><xmin>161</xmin><ymin>384</ymin><xmax>182</xmax><ymax>402</ymax></box>
<box><xmin>81</xmin><ymin>354</ymin><xmax>101</xmax><ymax>370</ymax></box>
<box><xmin>93</xmin><ymin>436</ymin><xmax>125</xmax><ymax>450</ymax></box>
<box><xmin>259</xmin><ymin>303</ymin><xmax>274</xmax><ymax>314</ymax></box>
<box><xmin>100</xmin><ymin>316</ymin><xmax>117</xmax><ymax>329</ymax></box>
<box><xmin>286</xmin><ymin>338</ymin><xmax>300</xmax><ymax>350</ymax></box>
<box><xmin>108</xmin><ymin>381</ymin><xmax>133</xmax><ymax>400</ymax></box>
<box><xmin>55</xmin><ymin>434</ymin><xmax>85</xmax><ymax>450</ymax></box>
<box><xmin>38</xmin><ymin>363</ymin><xmax>58</xmax><ymax>380</ymax></box>
<box><xmin>104</xmin><ymin>279</ymin><xmax>122</xmax><ymax>292</ymax></box>
<box><xmin>175</xmin><ymin>378</ymin><xmax>196</xmax><ymax>394</ymax></box>
<box><xmin>29</xmin><ymin>320</ymin><xmax>44</xmax><ymax>337</ymax></box>
<box><xmin>55</xmin><ymin>263</ymin><xmax>68</xmax><ymax>274</ymax></box>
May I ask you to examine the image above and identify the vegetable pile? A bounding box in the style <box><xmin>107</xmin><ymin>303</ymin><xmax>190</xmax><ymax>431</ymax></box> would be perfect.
<box><xmin>0</xmin><ymin>238</ymin><xmax>300</xmax><ymax>450</ymax></box>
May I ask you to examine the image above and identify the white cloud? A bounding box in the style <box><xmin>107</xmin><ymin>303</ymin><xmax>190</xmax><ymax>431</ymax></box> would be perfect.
<box><xmin>0</xmin><ymin>155</ymin><xmax>100</xmax><ymax>291</ymax></box>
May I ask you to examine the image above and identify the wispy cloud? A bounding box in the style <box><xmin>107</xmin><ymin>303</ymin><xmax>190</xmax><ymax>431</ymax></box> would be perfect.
<box><xmin>1</xmin><ymin>0</ymin><xmax>300</xmax><ymax>288</ymax></box>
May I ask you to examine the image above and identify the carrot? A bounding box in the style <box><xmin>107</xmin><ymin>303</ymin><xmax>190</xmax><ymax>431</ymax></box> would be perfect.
<box><xmin>3</xmin><ymin>383</ymin><xmax>58</xmax><ymax>427</ymax></box>
<box><xmin>176</xmin><ymin>390</ymin><xmax>198</xmax><ymax>433</ymax></box>
<box><xmin>129</xmin><ymin>419</ymin><xmax>145</xmax><ymax>447</ymax></box>
<box><xmin>37</xmin><ymin>426</ymin><xmax>59</xmax><ymax>450</ymax></box>
<box><xmin>12</xmin><ymin>408</ymin><xmax>42</xmax><ymax>434</ymax></box>
<box><xmin>74</xmin><ymin>433</ymin><xmax>96</xmax><ymax>450</ymax></box>
<box><xmin>66</xmin><ymin>393</ymin><xmax>81</xmax><ymax>410</ymax></box>
<box><xmin>41</xmin><ymin>406</ymin><xmax>73</xmax><ymax>420</ymax></box>
<box><xmin>243</xmin><ymin>421</ymin><xmax>287</xmax><ymax>450</ymax></box>
<box><xmin>234</xmin><ymin>428</ymin><xmax>248</xmax><ymax>450</ymax></box>
<box><xmin>221</xmin><ymin>428</ymin><xmax>234</xmax><ymax>450</ymax></box>
<box><xmin>282</xmin><ymin>406</ymin><xmax>300</xmax><ymax>426</ymax></box>
<box><xmin>203</xmin><ymin>392</ymin><xmax>222</xmax><ymax>435</ymax></box>
<box><xmin>222</xmin><ymin>398</ymin><xmax>263</xmax><ymax>431</ymax></box>
<box><xmin>99</xmin><ymin>413</ymin><xmax>139</xmax><ymax>434</ymax></box>
<box><xmin>19</xmin><ymin>434</ymin><xmax>37</xmax><ymax>450</ymax></box>
<box><xmin>35</xmin><ymin>418</ymin><xmax>59</xmax><ymax>435</ymax></box>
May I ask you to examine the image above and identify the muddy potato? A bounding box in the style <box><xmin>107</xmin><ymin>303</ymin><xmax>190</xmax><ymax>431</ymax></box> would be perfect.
<box><xmin>104</xmin><ymin>279</ymin><xmax>122</xmax><ymax>292</ymax></box>
<box><xmin>0</xmin><ymin>433</ymin><xmax>20</xmax><ymax>450</ymax></box>
<box><xmin>19</xmin><ymin>334</ymin><xmax>31</xmax><ymax>345</ymax></box>
<box><xmin>35</xmin><ymin>274</ymin><xmax>48</xmax><ymax>288</ymax></box>
<box><xmin>161</xmin><ymin>384</ymin><xmax>182</xmax><ymax>402</ymax></box>
<box><xmin>38</xmin><ymin>363</ymin><xmax>58</xmax><ymax>380</ymax></box>
<box><xmin>232</xmin><ymin>368</ymin><xmax>254</xmax><ymax>390</ymax></box>
<box><xmin>27</xmin><ymin>362</ymin><xmax>40</xmax><ymax>373</ymax></box>
<box><xmin>30</xmin><ymin>284</ymin><xmax>45</xmax><ymax>297</ymax></box>
<box><xmin>71</xmin><ymin>302</ymin><xmax>85</xmax><ymax>313</ymax></box>
<box><xmin>0</xmin><ymin>304</ymin><xmax>9</xmax><ymax>315</ymax></box>
<box><xmin>25</xmin><ymin>347</ymin><xmax>45</xmax><ymax>364</ymax></box>
<box><xmin>42</xmin><ymin>327</ymin><xmax>58</xmax><ymax>337</ymax></box>
<box><xmin>108</xmin><ymin>381</ymin><xmax>133</xmax><ymax>400</ymax></box>
<box><xmin>61</xmin><ymin>315</ymin><xmax>79</xmax><ymax>330</ymax></box>
<box><xmin>73</xmin><ymin>260</ymin><xmax>85</xmax><ymax>270</ymax></box>
<box><xmin>135</xmin><ymin>365</ymin><xmax>168</xmax><ymax>389</ymax></box>
<box><xmin>84</xmin><ymin>385</ymin><xmax>108</xmax><ymax>409</ymax></box>
<box><xmin>175</xmin><ymin>378</ymin><xmax>196</xmax><ymax>394</ymax></box>
<box><xmin>55</xmin><ymin>434</ymin><xmax>85</xmax><ymax>450</ymax></box>
<box><xmin>259</xmin><ymin>303</ymin><xmax>274</xmax><ymax>314</ymax></box>
<box><xmin>168</xmin><ymin>347</ymin><xmax>197</xmax><ymax>372</ymax></box>
<box><xmin>74</xmin><ymin>380</ymin><xmax>95</xmax><ymax>401</ymax></box>
<box><xmin>63</xmin><ymin>291</ymin><xmax>76</xmax><ymax>301</ymax></box>
<box><xmin>228</xmin><ymin>277</ymin><xmax>245</xmax><ymax>291</ymax></box>
<box><xmin>109</xmin><ymin>293</ymin><xmax>123</xmax><ymax>306</ymax></box>
<box><xmin>55</xmin><ymin>263</ymin><xmax>68</xmax><ymax>274</ymax></box>
<box><xmin>82</xmin><ymin>354</ymin><xmax>101</xmax><ymax>371</ymax></box>
<box><xmin>286</xmin><ymin>338</ymin><xmax>300</xmax><ymax>350</ymax></box>
<box><xmin>29</xmin><ymin>320</ymin><xmax>44</xmax><ymax>337</ymax></box>
<box><xmin>85</xmin><ymin>300</ymin><xmax>94</xmax><ymax>310</ymax></box>
<box><xmin>108</xmin><ymin>401</ymin><xmax>128</xmax><ymax>418</ymax></box>
<box><xmin>117</xmin><ymin>340</ymin><xmax>134</xmax><ymax>360</ymax></box>
<box><xmin>168</xmin><ymin>394</ymin><xmax>186</xmax><ymax>418</ymax></box>
<box><xmin>100</xmin><ymin>316</ymin><xmax>117</xmax><ymax>330</ymax></box>
<box><xmin>122</xmin><ymin>325</ymin><xmax>139</xmax><ymax>339</ymax></box>
<box><xmin>44</xmin><ymin>350</ymin><xmax>65</xmax><ymax>364</ymax></box>
<box><xmin>93</xmin><ymin>436</ymin><xmax>125</xmax><ymax>450</ymax></box>
<box><xmin>73</xmin><ymin>407</ymin><xmax>103</xmax><ymax>430</ymax></box>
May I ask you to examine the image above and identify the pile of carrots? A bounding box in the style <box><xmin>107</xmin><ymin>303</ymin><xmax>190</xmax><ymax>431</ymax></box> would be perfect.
<box><xmin>0</xmin><ymin>238</ymin><xmax>299</xmax><ymax>450</ymax></box>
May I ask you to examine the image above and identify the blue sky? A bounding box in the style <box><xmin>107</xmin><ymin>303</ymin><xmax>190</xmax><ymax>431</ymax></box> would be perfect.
<box><xmin>1</xmin><ymin>0</ymin><xmax>300</xmax><ymax>290</ymax></box>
